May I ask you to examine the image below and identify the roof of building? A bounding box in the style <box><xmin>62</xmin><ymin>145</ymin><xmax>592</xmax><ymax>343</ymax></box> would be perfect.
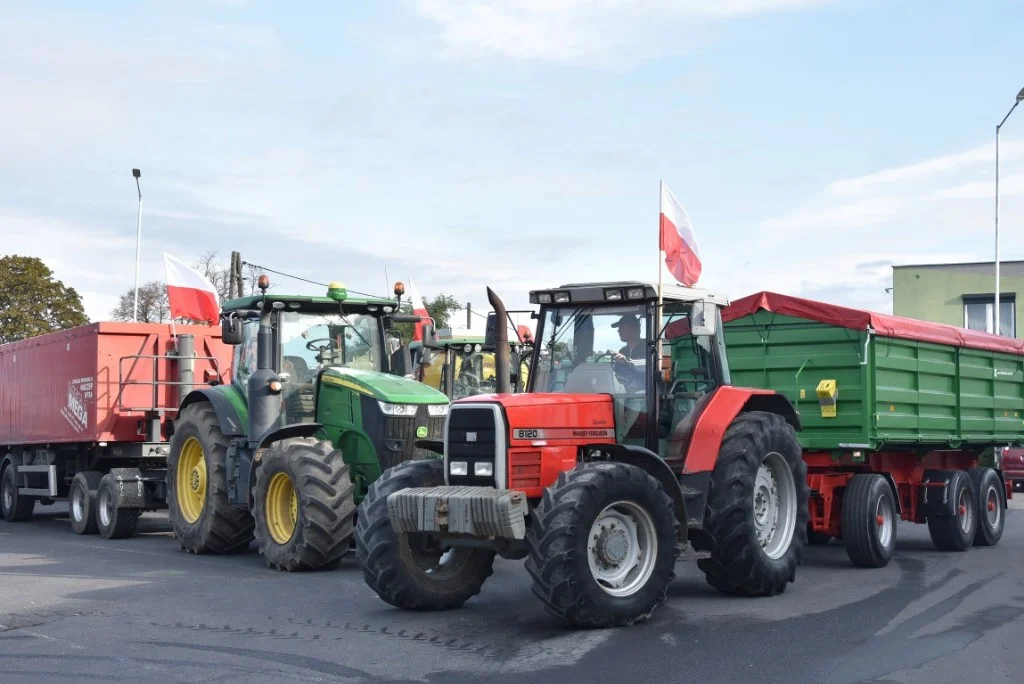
<box><xmin>893</xmin><ymin>259</ymin><xmax>1024</xmax><ymax>270</ymax></box>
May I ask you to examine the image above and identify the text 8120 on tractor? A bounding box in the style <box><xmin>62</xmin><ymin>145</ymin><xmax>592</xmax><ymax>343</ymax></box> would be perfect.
<box><xmin>167</xmin><ymin>278</ymin><xmax>450</xmax><ymax>571</ymax></box>
<box><xmin>355</xmin><ymin>281</ymin><xmax>809</xmax><ymax>627</ymax></box>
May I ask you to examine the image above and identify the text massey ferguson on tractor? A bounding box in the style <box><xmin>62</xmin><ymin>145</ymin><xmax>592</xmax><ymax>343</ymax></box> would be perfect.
<box><xmin>355</xmin><ymin>281</ymin><xmax>810</xmax><ymax>628</ymax></box>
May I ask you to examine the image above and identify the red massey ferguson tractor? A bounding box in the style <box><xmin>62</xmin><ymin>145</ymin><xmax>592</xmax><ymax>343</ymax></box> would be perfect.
<box><xmin>355</xmin><ymin>281</ymin><xmax>809</xmax><ymax>627</ymax></box>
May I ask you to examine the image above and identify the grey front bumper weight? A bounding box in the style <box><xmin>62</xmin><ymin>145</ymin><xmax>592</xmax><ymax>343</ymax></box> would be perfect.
<box><xmin>387</xmin><ymin>486</ymin><xmax>529</xmax><ymax>540</ymax></box>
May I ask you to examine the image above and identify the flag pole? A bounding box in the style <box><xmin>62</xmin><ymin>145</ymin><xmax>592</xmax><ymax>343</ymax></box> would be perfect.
<box><xmin>656</xmin><ymin>180</ymin><xmax>664</xmax><ymax>364</ymax></box>
<box><xmin>162</xmin><ymin>253</ymin><xmax>178</xmax><ymax>340</ymax></box>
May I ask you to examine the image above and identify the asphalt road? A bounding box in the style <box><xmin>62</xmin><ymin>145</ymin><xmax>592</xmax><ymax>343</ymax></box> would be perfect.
<box><xmin>3</xmin><ymin>502</ymin><xmax>1024</xmax><ymax>684</ymax></box>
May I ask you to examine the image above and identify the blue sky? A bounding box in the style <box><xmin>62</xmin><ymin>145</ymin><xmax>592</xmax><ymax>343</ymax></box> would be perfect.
<box><xmin>2</xmin><ymin>0</ymin><xmax>1022</xmax><ymax>327</ymax></box>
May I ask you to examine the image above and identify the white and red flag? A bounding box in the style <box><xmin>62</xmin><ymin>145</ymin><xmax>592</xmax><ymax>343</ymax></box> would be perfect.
<box><xmin>163</xmin><ymin>252</ymin><xmax>220</xmax><ymax>325</ymax></box>
<box><xmin>407</xmin><ymin>279</ymin><xmax>430</xmax><ymax>341</ymax></box>
<box><xmin>659</xmin><ymin>182</ymin><xmax>701</xmax><ymax>287</ymax></box>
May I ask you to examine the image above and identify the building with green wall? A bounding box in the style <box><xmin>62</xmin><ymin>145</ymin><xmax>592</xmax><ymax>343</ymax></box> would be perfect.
<box><xmin>892</xmin><ymin>260</ymin><xmax>1024</xmax><ymax>338</ymax></box>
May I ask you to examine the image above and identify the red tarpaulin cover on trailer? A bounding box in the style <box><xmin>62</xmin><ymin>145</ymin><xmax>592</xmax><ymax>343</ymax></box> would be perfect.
<box><xmin>722</xmin><ymin>291</ymin><xmax>1024</xmax><ymax>356</ymax></box>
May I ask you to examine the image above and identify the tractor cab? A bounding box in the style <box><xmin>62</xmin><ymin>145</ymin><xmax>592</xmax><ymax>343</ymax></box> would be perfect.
<box><xmin>412</xmin><ymin>328</ymin><xmax>531</xmax><ymax>399</ymax></box>
<box><xmin>526</xmin><ymin>281</ymin><xmax>731</xmax><ymax>459</ymax></box>
<box><xmin>221</xmin><ymin>281</ymin><xmax>417</xmax><ymax>424</ymax></box>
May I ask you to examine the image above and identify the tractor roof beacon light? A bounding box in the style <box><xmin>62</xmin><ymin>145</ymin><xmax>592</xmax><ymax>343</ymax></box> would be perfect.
<box><xmin>257</xmin><ymin>274</ymin><xmax>270</xmax><ymax>294</ymax></box>
<box><xmin>327</xmin><ymin>281</ymin><xmax>348</xmax><ymax>301</ymax></box>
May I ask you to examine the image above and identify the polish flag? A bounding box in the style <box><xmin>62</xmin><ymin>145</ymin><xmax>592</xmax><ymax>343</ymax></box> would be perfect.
<box><xmin>407</xmin><ymin>279</ymin><xmax>430</xmax><ymax>341</ymax></box>
<box><xmin>163</xmin><ymin>253</ymin><xmax>220</xmax><ymax>325</ymax></box>
<box><xmin>659</xmin><ymin>182</ymin><xmax>701</xmax><ymax>287</ymax></box>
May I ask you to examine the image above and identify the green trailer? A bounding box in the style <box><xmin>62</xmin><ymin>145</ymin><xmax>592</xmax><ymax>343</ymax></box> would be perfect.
<box><xmin>710</xmin><ymin>291</ymin><xmax>1018</xmax><ymax>568</ymax></box>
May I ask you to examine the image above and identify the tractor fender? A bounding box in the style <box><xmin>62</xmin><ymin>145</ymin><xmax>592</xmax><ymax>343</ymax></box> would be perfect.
<box><xmin>257</xmin><ymin>423</ymin><xmax>325</xmax><ymax>451</ymax></box>
<box><xmin>180</xmin><ymin>387</ymin><xmax>246</xmax><ymax>437</ymax></box>
<box><xmin>682</xmin><ymin>387</ymin><xmax>800</xmax><ymax>475</ymax></box>
<box><xmin>581</xmin><ymin>443</ymin><xmax>688</xmax><ymax>543</ymax></box>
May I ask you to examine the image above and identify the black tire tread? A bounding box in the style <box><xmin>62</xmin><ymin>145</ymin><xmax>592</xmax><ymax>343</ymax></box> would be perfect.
<box><xmin>166</xmin><ymin>402</ymin><xmax>254</xmax><ymax>554</ymax></box>
<box><xmin>966</xmin><ymin>467</ymin><xmax>1004</xmax><ymax>547</ymax></box>
<box><xmin>841</xmin><ymin>473</ymin><xmax>896</xmax><ymax>568</ymax></box>
<box><xmin>524</xmin><ymin>461</ymin><xmax>679</xmax><ymax>627</ymax></box>
<box><xmin>96</xmin><ymin>474</ymin><xmax>141</xmax><ymax>540</ymax></box>
<box><xmin>1</xmin><ymin>465</ymin><xmax>35</xmax><ymax>522</ymax></box>
<box><xmin>697</xmin><ymin>411</ymin><xmax>809</xmax><ymax>596</ymax></box>
<box><xmin>356</xmin><ymin>458</ymin><xmax>494</xmax><ymax>610</ymax></box>
<box><xmin>253</xmin><ymin>438</ymin><xmax>356</xmax><ymax>571</ymax></box>
<box><xmin>926</xmin><ymin>470</ymin><xmax>975</xmax><ymax>552</ymax></box>
<box><xmin>69</xmin><ymin>471</ymin><xmax>104</xmax><ymax>535</ymax></box>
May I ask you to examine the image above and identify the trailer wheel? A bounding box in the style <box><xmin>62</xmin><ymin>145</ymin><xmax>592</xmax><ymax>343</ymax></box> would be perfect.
<box><xmin>69</xmin><ymin>471</ymin><xmax>104</xmax><ymax>535</ymax></box>
<box><xmin>841</xmin><ymin>474</ymin><xmax>897</xmax><ymax>568</ymax></box>
<box><xmin>95</xmin><ymin>474</ymin><xmax>141</xmax><ymax>539</ymax></box>
<box><xmin>926</xmin><ymin>470</ymin><xmax>976</xmax><ymax>552</ymax></box>
<box><xmin>967</xmin><ymin>467</ymin><xmax>1004</xmax><ymax>547</ymax></box>
<box><xmin>526</xmin><ymin>462</ymin><xmax>679</xmax><ymax>628</ymax></box>
<box><xmin>697</xmin><ymin>411</ymin><xmax>809</xmax><ymax>596</ymax></box>
<box><xmin>167</xmin><ymin>401</ymin><xmax>254</xmax><ymax>554</ymax></box>
<box><xmin>1</xmin><ymin>465</ymin><xmax>35</xmax><ymax>522</ymax></box>
<box><xmin>253</xmin><ymin>438</ymin><xmax>356</xmax><ymax>571</ymax></box>
<box><xmin>356</xmin><ymin>458</ymin><xmax>494</xmax><ymax>610</ymax></box>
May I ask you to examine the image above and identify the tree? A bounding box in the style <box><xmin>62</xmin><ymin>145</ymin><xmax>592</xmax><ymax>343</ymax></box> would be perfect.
<box><xmin>394</xmin><ymin>293</ymin><xmax>465</xmax><ymax>341</ymax></box>
<box><xmin>0</xmin><ymin>255</ymin><xmax>89</xmax><ymax>344</ymax></box>
<box><xmin>110</xmin><ymin>281</ymin><xmax>170</xmax><ymax>323</ymax></box>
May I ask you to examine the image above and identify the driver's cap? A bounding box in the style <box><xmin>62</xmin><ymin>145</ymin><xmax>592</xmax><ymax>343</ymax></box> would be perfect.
<box><xmin>611</xmin><ymin>314</ymin><xmax>640</xmax><ymax>328</ymax></box>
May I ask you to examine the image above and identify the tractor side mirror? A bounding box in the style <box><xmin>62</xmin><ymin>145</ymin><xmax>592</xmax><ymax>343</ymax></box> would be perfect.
<box><xmin>422</xmin><ymin>323</ymin><xmax>438</xmax><ymax>348</ymax></box>
<box><xmin>691</xmin><ymin>300</ymin><xmax>717</xmax><ymax>336</ymax></box>
<box><xmin>390</xmin><ymin>344</ymin><xmax>412</xmax><ymax>378</ymax></box>
<box><xmin>484</xmin><ymin>312</ymin><xmax>497</xmax><ymax>348</ymax></box>
<box><xmin>221</xmin><ymin>317</ymin><xmax>243</xmax><ymax>345</ymax></box>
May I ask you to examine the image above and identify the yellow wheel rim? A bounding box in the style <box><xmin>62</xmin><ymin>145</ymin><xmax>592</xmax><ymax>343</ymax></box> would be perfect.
<box><xmin>266</xmin><ymin>472</ymin><xmax>298</xmax><ymax>545</ymax></box>
<box><xmin>176</xmin><ymin>437</ymin><xmax>207</xmax><ymax>524</ymax></box>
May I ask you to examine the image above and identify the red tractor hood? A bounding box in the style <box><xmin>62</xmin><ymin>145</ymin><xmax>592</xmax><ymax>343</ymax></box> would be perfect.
<box><xmin>456</xmin><ymin>393</ymin><xmax>613</xmax><ymax>409</ymax></box>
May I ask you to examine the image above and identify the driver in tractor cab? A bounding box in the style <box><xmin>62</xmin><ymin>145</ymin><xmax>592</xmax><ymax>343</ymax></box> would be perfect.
<box><xmin>610</xmin><ymin>314</ymin><xmax>645</xmax><ymax>391</ymax></box>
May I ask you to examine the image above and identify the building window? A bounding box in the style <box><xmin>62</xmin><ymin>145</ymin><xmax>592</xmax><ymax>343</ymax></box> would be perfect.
<box><xmin>963</xmin><ymin>295</ymin><xmax>1015</xmax><ymax>337</ymax></box>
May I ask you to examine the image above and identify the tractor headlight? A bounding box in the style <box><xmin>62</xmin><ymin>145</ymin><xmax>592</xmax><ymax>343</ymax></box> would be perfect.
<box><xmin>377</xmin><ymin>401</ymin><xmax>418</xmax><ymax>417</ymax></box>
<box><xmin>449</xmin><ymin>461</ymin><xmax>468</xmax><ymax>476</ymax></box>
<box><xmin>427</xmin><ymin>404</ymin><xmax>449</xmax><ymax>417</ymax></box>
<box><xmin>626</xmin><ymin>286</ymin><xmax>645</xmax><ymax>300</ymax></box>
<box><xmin>474</xmin><ymin>462</ymin><xmax>493</xmax><ymax>477</ymax></box>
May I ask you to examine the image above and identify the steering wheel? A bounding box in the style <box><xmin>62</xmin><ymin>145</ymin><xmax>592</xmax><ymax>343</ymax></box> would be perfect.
<box><xmin>305</xmin><ymin>338</ymin><xmax>331</xmax><ymax>352</ymax></box>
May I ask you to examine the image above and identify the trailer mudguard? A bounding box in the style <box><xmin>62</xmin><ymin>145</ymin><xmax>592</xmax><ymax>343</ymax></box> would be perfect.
<box><xmin>581</xmin><ymin>444</ymin><xmax>690</xmax><ymax>538</ymax></box>
<box><xmin>682</xmin><ymin>386</ymin><xmax>800</xmax><ymax>475</ymax></box>
<box><xmin>179</xmin><ymin>386</ymin><xmax>247</xmax><ymax>437</ymax></box>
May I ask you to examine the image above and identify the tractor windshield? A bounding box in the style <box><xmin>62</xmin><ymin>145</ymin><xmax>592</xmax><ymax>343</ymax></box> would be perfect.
<box><xmin>279</xmin><ymin>310</ymin><xmax>382</xmax><ymax>380</ymax></box>
<box><xmin>531</xmin><ymin>303</ymin><xmax>648</xmax><ymax>395</ymax></box>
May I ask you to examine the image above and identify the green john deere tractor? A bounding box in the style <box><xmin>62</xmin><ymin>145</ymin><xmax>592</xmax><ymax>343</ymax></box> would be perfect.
<box><xmin>166</xmin><ymin>277</ymin><xmax>449</xmax><ymax>571</ymax></box>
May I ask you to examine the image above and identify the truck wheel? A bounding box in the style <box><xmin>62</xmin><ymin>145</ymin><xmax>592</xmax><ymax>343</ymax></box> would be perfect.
<box><xmin>95</xmin><ymin>474</ymin><xmax>141</xmax><ymax>539</ymax></box>
<box><xmin>356</xmin><ymin>458</ymin><xmax>494</xmax><ymax>610</ymax></box>
<box><xmin>841</xmin><ymin>474</ymin><xmax>897</xmax><ymax>568</ymax></box>
<box><xmin>697</xmin><ymin>411</ymin><xmax>809</xmax><ymax>596</ymax></box>
<box><xmin>1</xmin><ymin>465</ymin><xmax>35</xmax><ymax>522</ymax></box>
<box><xmin>967</xmin><ymin>467</ymin><xmax>1004</xmax><ymax>547</ymax></box>
<box><xmin>525</xmin><ymin>462</ymin><xmax>679</xmax><ymax>628</ymax></box>
<box><xmin>167</xmin><ymin>402</ymin><xmax>254</xmax><ymax>554</ymax></box>
<box><xmin>926</xmin><ymin>470</ymin><xmax>976</xmax><ymax>552</ymax></box>
<box><xmin>69</xmin><ymin>471</ymin><xmax>104</xmax><ymax>535</ymax></box>
<box><xmin>253</xmin><ymin>438</ymin><xmax>356</xmax><ymax>571</ymax></box>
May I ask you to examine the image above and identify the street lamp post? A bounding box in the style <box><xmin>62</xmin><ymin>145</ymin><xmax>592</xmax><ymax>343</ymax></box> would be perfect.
<box><xmin>995</xmin><ymin>87</ymin><xmax>1024</xmax><ymax>336</ymax></box>
<box><xmin>132</xmin><ymin>168</ymin><xmax>142</xmax><ymax>323</ymax></box>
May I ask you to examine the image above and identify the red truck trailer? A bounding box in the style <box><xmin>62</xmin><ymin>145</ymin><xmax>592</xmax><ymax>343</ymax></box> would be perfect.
<box><xmin>0</xmin><ymin>322</ymin><xmax>232</xmax><ymax>538</ymax></box>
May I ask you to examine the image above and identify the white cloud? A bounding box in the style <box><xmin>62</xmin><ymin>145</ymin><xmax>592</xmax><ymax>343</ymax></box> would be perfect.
<box><xmin>412</xmin><ymin>0</ymin><xmax>833</xmax><ymax>64</ymax></box>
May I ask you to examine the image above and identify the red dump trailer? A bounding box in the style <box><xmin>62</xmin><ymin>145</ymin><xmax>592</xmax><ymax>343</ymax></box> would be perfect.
<box><xmin>0</xmin><ymin>322</ymin><xmax>232</xmax><ymax>538</ymax></box>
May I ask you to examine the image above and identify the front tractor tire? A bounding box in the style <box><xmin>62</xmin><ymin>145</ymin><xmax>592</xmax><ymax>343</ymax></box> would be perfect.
<box><xmin>167</xmin><ymin>402</ymin><xmax>255</xmax><ymax>554</ymax></box>
<box><xmin>525</xmin><ymin>462</ymin><xmax>679</xmax><ymax>628</ymax></box>
<box><xmin>697</xmin><ymin>411</ymin><xmax>809</xmax><ymax>597</ymax></box>
<box><xmin>356</xmin><ymin>458</ymin><xmax>495</xmax><ymax>610</ymax></box>
<box><xmin>253</xmin><ymin>438</ymin><xmax>356</xmax><ymax>571</ymax></box>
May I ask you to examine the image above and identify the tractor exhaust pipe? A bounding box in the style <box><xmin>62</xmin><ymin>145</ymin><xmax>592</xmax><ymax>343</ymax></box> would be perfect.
<box><xmin>487</xmin><ymin>287</ymin><xmax>511</xmax><ymax>395</ymax></box>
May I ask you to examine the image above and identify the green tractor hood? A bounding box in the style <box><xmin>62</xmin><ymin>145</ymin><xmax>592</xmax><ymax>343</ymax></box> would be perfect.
<box><xmin>321</xmin><ymin>367</ymin><xmax>448</xmax><ymax>404</ymax></box>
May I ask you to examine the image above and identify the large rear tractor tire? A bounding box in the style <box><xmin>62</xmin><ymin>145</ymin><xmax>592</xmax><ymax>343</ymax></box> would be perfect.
<box><xmin>841</xmin><ymin>474</ymin><xmax>897</xmax><ymax>568</ymax></box>
<box><xmin>967</xmin><ymin>467</ymin><xmax>1004</xmax><ymax>547</ymax></box>
<box><xmin>1</xmin><ymin>465</ymin><xmax>35</xmax><ymax>522</ymax></box>
<box><xmin>167</xmin><ymin>402</ymin><xmax>254</xmax><ymax>554</ymax></box>
<box><xmin>525</xmin><ymin>462</ymin><xmax>679</xmax><ymax>628</ymax></box>
<box><xmin>356</xmin><ymin>458</ymin><xmax>495</xmax><ymax>610</ymax></box>
<box><xmin>69</xmin><ymin>471</ymin><xmax>104</xmax><ymax>535</ymax></box>
<box><xmin>253</xmin><ymin>438</ymin><xmax>356</xmax><ymax>571</ymax></box>
<box><xmin>95</xmin><ymin>473</ymin><xmax>142</xmax><ymax>539</ymax></box>
<box><xmin>697</xmin><ymin>411</ymin><xmax>809</xmax><ymax>596</ymax></box>
<box><xmin>927</xmin><ymin>470</ymin><xmax>976</xmax><ymax>552</ymax></box>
